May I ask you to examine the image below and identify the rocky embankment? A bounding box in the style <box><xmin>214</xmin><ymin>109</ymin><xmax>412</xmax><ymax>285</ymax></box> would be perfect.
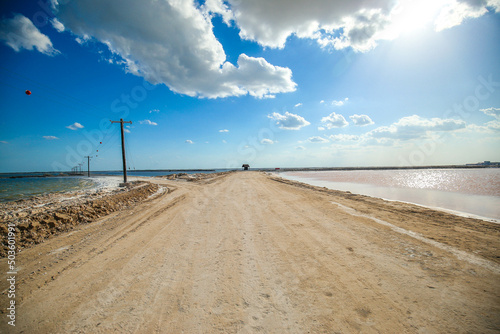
<box><xmin>156</xmin><ymin>170</ymin><xmax>234</xmax><ymax>181</ymax></box>
<box><xmin>0</xmin><ymin>181</ymin><xmax>163</xmax><ymax>257</ymax></box>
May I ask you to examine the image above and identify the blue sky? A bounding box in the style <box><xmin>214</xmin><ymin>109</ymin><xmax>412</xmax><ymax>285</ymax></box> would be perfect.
<box><xmin>0</xmin><ymin>0</ymin><xmax>499</xmax><ymax>172</ymax></box>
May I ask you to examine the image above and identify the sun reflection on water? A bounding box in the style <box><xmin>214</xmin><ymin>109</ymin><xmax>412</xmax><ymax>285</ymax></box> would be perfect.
<box><xmin>286</xmin><ymin>169</ymin><xmax>500</xmax><ymax>197</ymax></box>
<box><xmin>283</xmin><ymin>169</ymin><xmax>500</xmax><ymax>220</ymax></box>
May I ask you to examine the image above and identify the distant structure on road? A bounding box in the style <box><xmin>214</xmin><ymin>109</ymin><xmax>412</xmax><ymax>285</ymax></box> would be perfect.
<box><xmin>466</xmin><ymin>161</ymin><xmax>500</xmax><ymax>167</ymax></box>
<box><xmin>242</xmin><ymin>164</ymin><xmax>250</xmax><ymax>171</ymax></box>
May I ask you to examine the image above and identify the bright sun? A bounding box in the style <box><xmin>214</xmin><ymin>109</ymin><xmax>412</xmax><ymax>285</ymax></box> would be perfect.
<box><xmin>387</xmin><ymin>0</ymin><xmax>448</xmax><ymax>36</ymax></box>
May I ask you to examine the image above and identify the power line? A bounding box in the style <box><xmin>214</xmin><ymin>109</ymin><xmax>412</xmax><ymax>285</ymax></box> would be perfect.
<box><xmin>0</xmin><ymin>67</ymin><xmax>143</xmax><ymax>175</ymax></box>
<box><xmin>124</xmin><ymin>129</ymin><xmax>136</xmax><ymax>171</ymax></box>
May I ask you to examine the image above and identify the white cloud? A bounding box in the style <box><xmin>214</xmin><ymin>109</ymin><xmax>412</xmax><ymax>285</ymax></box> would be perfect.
<box><xmin>149</xmin><ymin>109</ymin><xmax>160</xmax><ymax>113</ymax></box>
<box><xmin>66</xmin><ymin>122</ymin><xmax>84</xmax><ymax>130</ymax></box>
<box><xmin>207</xmin><ymin>0</ymin><xmax>499</xmax><ymax>52</ymax></box>
<box><xmin>139</xmin><ymin>120</ymin><xmax>158</xmax><ymax>126</ymax></box>
<box><xmin>75</xmin><ymin>35</ymin><xmax>90</xmax><ymax>45</ymax></box>
<box><xmin>328</xmin><ymin>134</ymin><xmax>360</xmax><ymax>141</ymax></box>
<box><xmin>208</xmin><ymin>0</ymin><xmax>394</xmax><ymax>51</ymax></box>
<box><xmin>481</xmin><ymin>107</ymin><xmax>500</xmax><ymax>120</ymax></box>
<box><xmin>294</xmin><ymin>103</ymin><xmax>302</xmax><ymax>108</ymax></box>
<box><xmin>332</xmin><ymin>98</ymin><xmax>349</xmax><ymax>107</ymax></box>
<box><xmin>296</xmin><ymin>146</ymin><xmax>306</xmax><ymax>150</ymax></box>
<box><xmin>308</xmin><ymin>136</ymin><xmax>330</xmax><ymax>143</ymax></box>
<box><xmin>434</xmin><ymin>0</ymin><xmax>498</xmax><ymax>31</ymax></box>
<box><xmin>369</xmin><ymin>125</ymin><xmax>410</xmax><ymax>140</ymax></box>
<box><xmin>185</xmin><ymin>140</ymin><xmax>194</xmax><ymax>144</ymax></box>
<box><xmin>53</xmin><ymin>0</ymin><xmax>296</xmax><ymax>99</ymax></box>
<box><xmin>367</xmin><ymin>115</ymin><xmax>466</xmax><ymax>140</ymax></box>
<box><xmin>321</xmin><ymin>112</ymin><xmax>349</xmax><ymax>129</ymax></box>
<box><xmin>362</xmin><ymin>136</ymin><xmax>396</xmax><ymax>146</ymax></box>
<box><xmin>396</xmin><ymin>114</ymin><xmax>466</xmax><ymax>131</ymax></box>
<box><xmin>350</xmin><ymin>114</ymin><xmax>374</xmax><ymax>126</ymax></box>
<box><xmin>268</xmin><ymin>111</ymin><xmax>310</xmax><ymax>130</ymax></box>
<box><xmin>219</xmin><ymin>129</ymin><xmax>229</xmax><ymax>133</ymax></box>
<box><xmin>0</xmin><ymin>14</ymin><xmax>59</xmax><ymax>55</ymax></box>
<box><xmin>203</xmin><ymin>0</ymin><xmax>234</xmax><ymax>25</ymax></box>
<box><xmin>222</xmin><ymin>140</ymin><xmax>227</xmax><ymax>144</ymax></box>
<box><xmin>261</xmin><ymin>138</ymin><xmax>274</xmax><ymax>145</ymax></box>
<box><xmin>485</xmin><ymin>120</ymin><xmax>500</xmax><ymax>132</ymax></box>
<box><xmin>43</xmin><ymin>136</ymin><xmax>59</xmax><ymax>140</ymax></box>
<box><xmin>469</xmin><ymin>119</ymin><xmax>500</xmax><ymax>133</ymax></box>
<box><xmin>124</xmin><ymin>129</ymin><xmax>131</xmax><ymax>133</ymax></box>
<box><xmin>51</xmin><ymin>18</ymin><xmax>65</xmax><ymax>32</ymax></box>
<box><xmin>318</xmin><ymin>126</ymin><xmax>325</xmax><ymax>131</ymax></box>
<box><xmin>320</xmin><ymin>100</ymin><xmax>325</xmax><ymax>104</ymax></box>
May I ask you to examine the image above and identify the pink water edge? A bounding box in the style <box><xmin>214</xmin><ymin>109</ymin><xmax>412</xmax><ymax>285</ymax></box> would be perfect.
<box><xmin>281</xmin><ymin>169</ymin><xmax>500</xmax><ymax>221</ymax></box>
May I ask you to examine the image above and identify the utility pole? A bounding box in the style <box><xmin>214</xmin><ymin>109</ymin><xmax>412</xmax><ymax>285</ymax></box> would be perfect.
<box><xmin>110</xmin><ymin>118</ymin><xmax>132</xmax><ymax>183</ymax></box>
<box><xmin>84</xmin><ymin>156</ymin><xmax>92</xmax><ymax>177</ymax></box>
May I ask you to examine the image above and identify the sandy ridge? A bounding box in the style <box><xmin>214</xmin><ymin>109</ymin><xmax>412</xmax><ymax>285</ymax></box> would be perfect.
<box><xmin>0</xmin><ymin>181</ymin><xmax>163</xmax><ymax>257</ymax></box>
<box><xmin>270</xmin><ymin>175</ymin><xmax>500</xmax><ymax>265</ymax></box>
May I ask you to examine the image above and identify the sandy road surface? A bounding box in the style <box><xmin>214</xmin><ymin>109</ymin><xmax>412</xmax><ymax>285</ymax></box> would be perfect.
<box><xmin>1</xmin><ymin>171</ymin><xmax>499</xmax><ymax>333</ymax></box>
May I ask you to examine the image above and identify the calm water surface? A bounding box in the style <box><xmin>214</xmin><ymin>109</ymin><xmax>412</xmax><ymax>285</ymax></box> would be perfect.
<box><xmin>0</xmin><ymin>176</ymin><xmax>124</xmax><ymax>203</ymax></box>
<box><xmin>0</xmin><ymin>169</ymin><xmax>228</xmax><ymax>203</ymax></box>
<box><xmin>282</xmin><ymin>169</ymin><xmax>500</xmax><ymax>221</ymax></box>
<box><xmin>0</xmin><ymin>177</ymin><xmax>97</xmax><ymax>202</ymax></box>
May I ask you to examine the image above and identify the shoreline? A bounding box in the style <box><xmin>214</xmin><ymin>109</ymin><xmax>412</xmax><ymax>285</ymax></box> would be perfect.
<box><xmin>0</xmin><ymin>171</ymin><xmax>234</xmax><ymax>256</ymax></box>
<box><xmin>272</xmin><ymin>164</ymin><xmax>500</xmax><ymax>171</ymax></box>
<box><xmin>288</xmin><ymin>176</ymin><xmax>500</xmax><ymax>223</ymax></box>
<box><xmin>277</xmin><ymin>170</ymin><xmax>500</xmax><ymax>222</ymax></box>
<box><xmin>268</xmin><ymin>172</ymin><xmax>500</xmax><ymax>265</ymax></box>
<box><xmin>0</xmin><ymin>175</ymin><xmax>123</xmax><ymax>203</ymax></box>
<box><xmin>381</xmin><ymin>197</ymin><xmax>500</xmax><ymax>224</ymax></box>
<box><xmin>1</xmin><ymin>164</ymin><xmax>498</xmax><ymax>177</ymax></box>
<box><xmin>0</xmin><ymin>180</ymin><xmax>164</xmax><ymax>257</ymax></box>
<box><xmin>0</xmin><ymin>169</ymin><xmax>220</xmax><ymax>178</ymax></box>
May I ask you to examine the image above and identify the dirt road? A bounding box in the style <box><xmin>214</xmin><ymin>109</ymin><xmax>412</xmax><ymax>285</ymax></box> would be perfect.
<box><xmin>1</xmin><ymin>172</ymin><xmax>499</xmax><ymax>333</ymax></box>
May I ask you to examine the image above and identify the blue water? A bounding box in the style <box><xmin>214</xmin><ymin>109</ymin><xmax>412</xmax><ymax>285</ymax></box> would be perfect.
<box><xmin>0</xmin><ymin>169</ymin><xmax>230</xmax><ymax>202</ymax></box>
<box><xmin>94</xmin><ymin>169</ymin><xmax>225</xmax><ymax>177</ymax></box>
<box><xmin>0</xmin><ymin>176</ymin><xmax>98</xmax><ymax>202</ymax></box>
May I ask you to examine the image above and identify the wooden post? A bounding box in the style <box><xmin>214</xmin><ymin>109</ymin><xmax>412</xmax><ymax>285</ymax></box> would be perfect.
<box><xmin>84</xmin><ymin>156</ymin><xmax>91</xmax><ymax>177</ymax></box>
<box><xmin>110</xmin><ymin>119</ymin><xmax>133</xmax><ymax>183</ymax></box>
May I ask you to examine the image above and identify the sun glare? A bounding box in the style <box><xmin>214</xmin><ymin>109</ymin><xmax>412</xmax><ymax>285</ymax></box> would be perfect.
<box><xmin>387</xmin><ymin>0</ymin><xmax>448</xmax><ymax>36</ymax></box>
